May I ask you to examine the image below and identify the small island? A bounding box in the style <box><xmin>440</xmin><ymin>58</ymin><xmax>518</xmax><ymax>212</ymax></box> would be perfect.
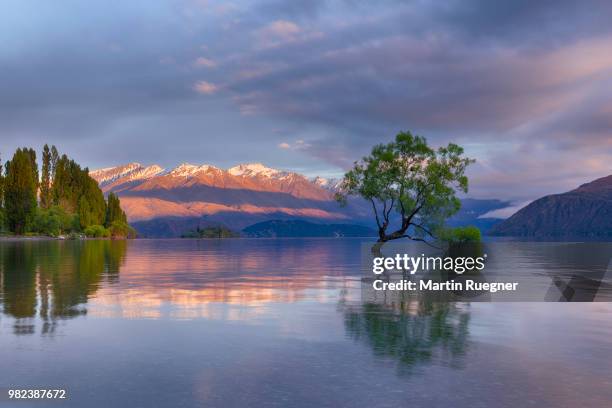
<box><xmin>0</xmin><ymin>145</ymin><xmax>134</xmax><ymax>239</ymax></box>
<box><xmin>181</xmin><ymin>226</ymin><xmax>239</xmax><ymax>239</ymax></box>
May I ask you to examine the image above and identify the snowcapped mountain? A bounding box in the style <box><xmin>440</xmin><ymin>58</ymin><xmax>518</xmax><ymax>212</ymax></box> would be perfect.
<box><xmin>310</xmin><ymin>176</ymin><xmax>342</xmax><ymax>192</ymax></box>
<box><xmin>168</xmin><ymin>163</ymin><xmax>221</xmax><ymax>177</ymax></box>
<box><xmin>91</xmin><ymin>163</ymin><xmax>166</xmax><ymax>187</ymax></box>
<box><xmin>90</xmin><ymin>162</ymin><xmax>365</xmax><ymax>236</ymax></box>
<box><xmin>228</xmin><ymin>163</ymin><xmax>289</xmax><ymax>179</ymax></box>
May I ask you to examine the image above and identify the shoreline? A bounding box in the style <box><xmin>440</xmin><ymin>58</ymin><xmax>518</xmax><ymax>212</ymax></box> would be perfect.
<box><xmin>0</xmin><ymin>235</ymin><xmax>130</xmax><ymax>242</ymax></box>
<box><xmin>0</xmin><ymin>235</ymin><xmax>59</xmax><ymax>241</ymax></box>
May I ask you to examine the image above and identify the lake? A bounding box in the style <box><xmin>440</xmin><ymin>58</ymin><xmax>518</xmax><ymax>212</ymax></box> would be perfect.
<box><xmin>1</xmin><ymin>239</ymin><xmax>611</xmax><ymax>407</ymax></box>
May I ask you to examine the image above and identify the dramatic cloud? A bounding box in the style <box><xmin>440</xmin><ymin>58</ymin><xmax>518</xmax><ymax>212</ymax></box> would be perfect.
<box><xmin>1</xmin><ymin>0</ymin><xmax>612</xmax><ymax>200</ymax></box>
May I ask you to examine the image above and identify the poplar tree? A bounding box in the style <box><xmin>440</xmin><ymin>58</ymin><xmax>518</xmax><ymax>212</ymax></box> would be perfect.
<box><xmin>0</xmin><ymin>154</ymin><xmax>4</xmax><ymax>229</ymax></box>
<box><xmin>0</xmin><ymin>153</ymin><xmax>4</xmax><ymax>205</ymax></box>
<box><xmin>4</xmin><ymin>148</ymin><xmax>39</xmax><ymax>234</ymax></box>
<box><xmin>51</xmin><ymin>154</ymin><xmax>106</xmax><ymax>228</ymax></box>
<box><xmin>40</xmin><ymin>144</ymin><xmax>52</xmax><ymax>209</ymax></box>
<box><xmin>105</xmin><ymin>192</ymin><xmax>127</xmax><ymax>227</ymax></box>
<box><xmin>50</xmin><ymin>145</ymin><xmax>59</xmax><ymax>182</ymax></box>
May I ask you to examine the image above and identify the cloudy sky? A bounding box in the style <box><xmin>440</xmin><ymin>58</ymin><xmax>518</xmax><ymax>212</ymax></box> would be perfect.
<box><xmin>2</xmin><ymin>0</ymin><xmax>612</xmax><ymax>202</ymax></box>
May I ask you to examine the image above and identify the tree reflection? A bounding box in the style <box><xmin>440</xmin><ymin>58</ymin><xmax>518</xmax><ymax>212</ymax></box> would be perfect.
<box><xmin>0</xmin><ymin>240</ymin><xmax>126</xmax><ymax>335</ymax></box>
<box><xmin>343</xmin><ymin>294</ymin><xmax>470</xmax><ymax>376</ymax></box>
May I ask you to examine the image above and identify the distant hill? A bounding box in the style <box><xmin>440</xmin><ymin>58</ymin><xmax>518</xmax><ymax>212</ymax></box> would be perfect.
<box><xmin>242</xmin><ymin>220</ymin><xmax>376</xmax><ymax>238</ymax></box>
<box><xmin>446</xmin><ymin>198</ymin><xmax>508</xmax><ymax>234</ymax></box>
<box><xmin>490</xmin><ymin>175</ymin><xmax>612</xmax><ymax>237</ymax></box>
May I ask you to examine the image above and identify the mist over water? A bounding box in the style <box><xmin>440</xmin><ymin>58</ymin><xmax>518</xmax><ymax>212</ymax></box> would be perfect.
<box><xmin>1</xmin><ymin>239</ymin><xmax>611</xmax><ymax>407</ymax></box>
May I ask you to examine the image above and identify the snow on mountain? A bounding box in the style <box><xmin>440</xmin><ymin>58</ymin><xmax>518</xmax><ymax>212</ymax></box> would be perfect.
<box><xmin>127</xmin><ymin>165</ymin><xmax>166</xmax><ymax>181</ymax></box>
<box><xmin>90</xmin><ymin>163</ymin><xmax>165</xmax><ymax>186</ymax></box>
<box><xmin>168</xmin><ymin>163</ymin><xmax>220</xmax><ymax>177</ymax></box>
<box><xmin>88</xmin><ymin>161</ymin><xmax>372</xmax><ymax>236</ymax></box>
<box><xmin>311</xmin><ymin>176</ymin><xmax>342</xmax><ymax>191</ymax></box>
<box><xmin>92</xmin><ymin>162</ymin><xmax>341</xmax><ymax>191</ymax></box>
<box><xmin>228</xmin><ymin>163</ymin><xmax>289</xmax><ymax>179</ymax></box>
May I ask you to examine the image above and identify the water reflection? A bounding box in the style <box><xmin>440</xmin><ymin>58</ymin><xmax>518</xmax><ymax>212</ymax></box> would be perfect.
<box><xmin>343</xmin><ymin>296</ymin><xmax>470</xmax><ymax>375</ymax></box>
<box><xmin>0</xmin><ymin>239</ymin><xmax>364</xmax><ymax>326</ymax></box>
<box><xmin>0</xmin><ymin>239</ymin><xmax>611</xmax><ymax>407</ymax></box>
<box><xmin>88</xmin><ymin>239</ymin><xmax>361</xmax><ymax>320</ymax></box>
<box><xmin>0</xmin><ymin>240</ymin><xmax>126</xmax><ymax>335</ymax></box>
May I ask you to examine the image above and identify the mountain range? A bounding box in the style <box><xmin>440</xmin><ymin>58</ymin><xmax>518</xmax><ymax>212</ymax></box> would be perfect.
<box><xmin>91</xmin><ymin>162</ymin><xmax>507</xmax><ymax>237</ymax></box>
<box><xmin>491</xmin><ymin>175</ymin><xmax>612</xmax><ymax>238</ymax></box>
<box><xmin>90</xmin><ymin>162</ymin><xmax>368</xmax><ymax>237</ymax></box>
<box><xmin>94</xmin><ymin>162</ymin><xmax>612</xmax><ymax>238</ymax></box>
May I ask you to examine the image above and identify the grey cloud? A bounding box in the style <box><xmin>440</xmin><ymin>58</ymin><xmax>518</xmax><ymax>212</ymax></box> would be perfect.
<box><xmin>1</xmin><ymin>0</ymin><xmax>612</xmax><ymax>200</ymax></box>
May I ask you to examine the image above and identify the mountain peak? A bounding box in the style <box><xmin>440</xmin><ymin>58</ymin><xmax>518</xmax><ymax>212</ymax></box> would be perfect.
<box><xmin>574</xmin><ymin>174</ymin><xmax>612</xmax><ymax>195</ymax></box>
<box><xmin>228</xmin><ymin>163</ymin><xmax>287</xmax><ymax>178</ymax></box>
<box><xmin>311</xmin><ymin>176</ymin><xmax>342</xmax><ymax>191</ymax></box>
<box><xmin>90</xmin><ymin>162</ymin><xmax>164</xmax><ymax>185</ymax></box>
<box><xmin>169</xmin><ymin>163</ymin><xmax>220</xmax><ymax>177</ymax></box>
<box><xmin>91</xmin><ymin>161</ymin><xmax>341</xmax><ymax>190</ymax></box>
<box><xmin>90</xmin><ymin>162</ymin><xmax>142</xmax><ymax>176</ymax></box>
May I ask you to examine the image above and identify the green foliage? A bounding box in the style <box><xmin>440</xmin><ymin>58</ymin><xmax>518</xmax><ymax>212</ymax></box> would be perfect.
<box><xmin>0</xmin><ymin>155</ymin><xmax>4</xmax><ymax>232</ymax></box>
<box><xmin>50</xmin><ymin>146</ymin><xmax>59</xmax><ymax>176</ymax></box>
<box><xmin>4</xmin><ymin>148</ymin><xmax>39</xmax><ymax>234</ymax></box>
<box><xmin>40</xmin><ymin>144</ymin><xmax>52</xmax><ymax>209</ymax></box>
<box><xmin>84</xmin><ymin>224</ymin><xmax>111</xmax><ymax>238</ymax></box>
<box><xmin>50</xmin><ymin>152</ymin><xmax>106</xmax><ymax>229</ymax></box>
<box><xmin>181</xmin><ymin>226</ymin><xmax>238</xmax><ymax>238</ymax></box>
<box><xmin>32</xmin><ymin>210</ymin><xmax>61</xmax><ymax>236</ymax></box>
<box><xmin>438</xmin><ymin>226</ymin><xmax>482</xmax><ymax>244</ymax></box>
<box><xmin>0</xmin><ymin>153</ymin><xmax>4</xmax><ymax>215</ymax></box>
<box><xmin>105</xmin><ymin>192</ymin><xmax>127</xmax><ymax>227</ymax></box>
<box><xmin>1</xmin><ymin>145</ymin><xmax>134</xmax><ymax>238</ymax></box>
<box><xmin>336</xmin><ymin>131</ymin><xmax>474</xmax><ymax>243</ymax></box>
<box><xmin>109</xmin><ymin>221</ymin><xmax>136</xmax><ymax>239</ymax></box>
<box><xmin>0</xmin><ymin>208</ymin><xmax>6</xmax><ymax>233</ymax></box>
<box><xmin>31</xmin><ymin>206</ymin><xmax>76</xmax><ymax>237</ymax></box>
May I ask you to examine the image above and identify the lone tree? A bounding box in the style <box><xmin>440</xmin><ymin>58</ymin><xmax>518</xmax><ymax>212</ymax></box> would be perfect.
<box><xmin>336</xmin><ymin>131</ymin><xmax>474</xmax><ymax>243</ymax></box>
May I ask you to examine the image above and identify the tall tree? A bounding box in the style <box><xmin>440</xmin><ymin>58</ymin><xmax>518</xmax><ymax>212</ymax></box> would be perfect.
<box><xmin>4</xmin><ymin>148</ymin><xmax>39</xmax><ymax>234</ymax></box>
<box><xmin>0</xmin><ymin>154</ymin><xmax>4</xmax><ymax>229</ymax></box>
<box><xmin>336</xmin><ymin>131</ymin><xmax>474</xmax><ymax>243</ymax></box>
<box><xmin>105</xmin><ymin>192</ymin><xmax>127</xmax><ymax>227</ymax></box>
<box><xmin>0</xmin><ymin>153</ymin><xmax>4</xmax><ymax>205</ymax></box>
<box><xmin>40</xmin><ymin>144</ymin><xmax>52</xmax><ymax>209</ymax></box>
<box><xmin>51</xmin><ymin>155</ymin><xmax>106</xmax><ymax>228</ymax></box>
<box><xmin>78</xmin><ymin>174</ymin><xmax>106</xmax><ymax>229</ymax></box>
<box><xmin>50</xmin><ymin>145</ymin><xmax>59</xmax><ymax>182</ymax></box>
<box><xmin>25</xmin><ymin>148</ymin><xmax>39</xmax><ymax>189</ymax></box>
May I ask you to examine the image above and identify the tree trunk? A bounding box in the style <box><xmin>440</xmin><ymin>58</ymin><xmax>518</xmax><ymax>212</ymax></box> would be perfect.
<box><xmin>371</xmin><ymin>241</ymin><xmax>384</xmax><ymax>257</ymax></box>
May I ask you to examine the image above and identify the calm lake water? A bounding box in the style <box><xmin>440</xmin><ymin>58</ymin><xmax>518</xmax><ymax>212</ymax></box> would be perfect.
<box><xmin>1</xmin><ymin>239</ymin><xmax>611</xmax><ymax>407</ymax></box>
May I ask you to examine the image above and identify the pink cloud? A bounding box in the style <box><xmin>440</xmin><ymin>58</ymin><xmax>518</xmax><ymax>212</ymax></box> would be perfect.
<box><xmin>193</xmin><ymin>57</ymin><xmax>217</xmax><ymax>68</ymax></box>
<box><xmin>193</xmin><ymin>80</ymin><xmax>218</xmax><ymax>95</ymax></box>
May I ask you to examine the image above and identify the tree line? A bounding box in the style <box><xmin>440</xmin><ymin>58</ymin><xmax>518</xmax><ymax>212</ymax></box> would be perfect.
<box><xmin>0</xmin><ymin>145</ymin><xmax>134</xmax><ymax>238</ymax></box>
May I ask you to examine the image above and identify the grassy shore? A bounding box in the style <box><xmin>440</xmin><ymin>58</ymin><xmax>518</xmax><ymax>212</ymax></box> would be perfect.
<box><xmin>0</xmin><ymin>235</ymin><xmax>59</xmax><ymax>241</ymax></box>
